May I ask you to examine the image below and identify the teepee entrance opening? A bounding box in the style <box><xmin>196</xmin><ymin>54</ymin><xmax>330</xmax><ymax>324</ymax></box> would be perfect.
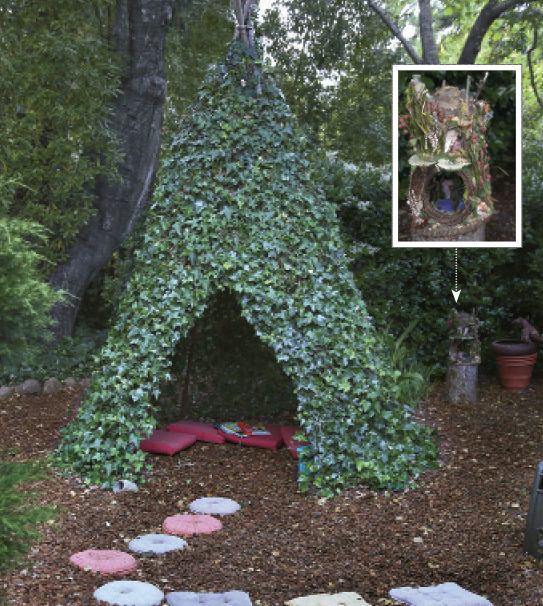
<box><xmin>153</xmin><ymin>289</ymin><xmax>298</xmax><ymax>428</ymax></box>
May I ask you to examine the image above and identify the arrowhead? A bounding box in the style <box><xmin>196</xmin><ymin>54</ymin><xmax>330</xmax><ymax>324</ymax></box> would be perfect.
<box><xmin>452</xmin><ymin>289</ymin><xmax>461</xmax><ymax>303</ymax></box>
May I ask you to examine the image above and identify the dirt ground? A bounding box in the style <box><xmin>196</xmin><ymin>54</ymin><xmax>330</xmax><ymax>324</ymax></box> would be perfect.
<box><xmin>1</xmin><ymin>375</ymin><xmax>543</xmax><ymax>605</ymax></box>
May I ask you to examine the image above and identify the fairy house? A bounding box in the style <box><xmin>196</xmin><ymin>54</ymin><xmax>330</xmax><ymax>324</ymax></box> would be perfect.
<box><xmin>404</xmin><ymin>74</ymin><xmax>493</xmax><ymax>241</ymax></box>
<box><xmin>56</xmin><ymin>2</ymin><xmax>436</xmax><ymax>493</ymax></box>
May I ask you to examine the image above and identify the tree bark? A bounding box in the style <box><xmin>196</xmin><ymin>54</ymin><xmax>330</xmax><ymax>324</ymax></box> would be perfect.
<box><xmin>447</xmin><ymin>363</ymin><xmax>478</xmax><ymax>403</ymax></box>
<box><xmin>49</xmin><ymin>0</ymin><xmax>174</xmax><ymax>341</ymax></box>
<box><xmin>418</xmin><ymin>0</ymin><xmax>440</xmax><ymax>64</ymax></box>
<box><xmin>458</xmin><ymin>0</ymin><xmax>533</xmax><ymax>64</ymax></box>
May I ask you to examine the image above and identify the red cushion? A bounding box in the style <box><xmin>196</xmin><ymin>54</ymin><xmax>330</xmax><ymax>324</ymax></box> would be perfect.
<box><xmin>280</xmin><ymin>426</ymin><xmax>310</xmax><ymax>459</ymax></box>
<box><xmin>218</xmin><ymin>424</ymin><xmax>284</xmax><ymax>450</ymax></box>
<box><xmin>140</xmin><ymin>430</ymin><xmax>197</xmax><ymax>455</ymax></box>
<box><xmin>167</xmin><ymin>420</ymin><xmax>225</xmax><ymax>444</ymax></box>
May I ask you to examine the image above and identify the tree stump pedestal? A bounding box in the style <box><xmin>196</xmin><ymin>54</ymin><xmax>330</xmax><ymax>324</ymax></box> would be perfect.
<box><xmin>447</xmin><ymin>362</ymin><xmax>478</xmax><ymax>404</ymax></box>
<box><xmin>447</xmin><ymin>310</ymin><xmax>481</xmax><ymax>404</ymax></box>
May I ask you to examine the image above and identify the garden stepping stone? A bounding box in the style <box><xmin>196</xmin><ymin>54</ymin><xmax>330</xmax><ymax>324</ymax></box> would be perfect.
<box><xmin>166</xmin><ymin>590</ymin><xmax>252</xmax><ymax>606</ymax></box>
<box><xmin>163</xmin><ymin>513</ymin><xmax>222</xmax><ymax>535</ymax></box>
<box><xmin>389</xmin><ymin>582</ymin><xmax>494</xmax><ymax>606</ymax></box>
<box><xmin>128</xmin><ymin>533</ymin><xmax>187</xmax><ymax>555</ymax></box>
<box><xmin>94</xmin><ymin>580</ymin><xmax>164</xmax><ymax>606</ymax></box>
<box><xmin>285</xmin><ymin>593</ymin><xmax>371</xmax><ymax>606</ymax></box>
<box><xmin>69</xmin><ymin>549</ymin><xmax>137</xmax><ymax>575</ymax></box>
<box><xmin>189</xmin><ymin>497</ymin><xmax>240</xmax><ymax>515</ymax></box>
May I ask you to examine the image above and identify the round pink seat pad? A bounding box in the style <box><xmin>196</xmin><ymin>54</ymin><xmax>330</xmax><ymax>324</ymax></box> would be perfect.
<box><xmin>163</xmin><ymin>514</ymin><xmax>222</xmax><ymax>536</ymax></box>
<box><xmin>69</xmin><ymin>549</ymin><xmax>137</xmax><ymax>575</ymax></box>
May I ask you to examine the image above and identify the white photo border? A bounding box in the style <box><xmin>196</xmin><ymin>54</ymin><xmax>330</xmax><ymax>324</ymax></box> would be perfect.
<box><xmin>392</xmin><ymin>64</ymin><xmax>522</xmax><ymax>248</ymax></box>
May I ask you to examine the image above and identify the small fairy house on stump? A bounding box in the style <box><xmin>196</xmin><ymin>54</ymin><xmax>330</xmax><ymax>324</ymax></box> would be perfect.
<box><xmin>403</xmin><ymin>74</ymin><xmax>493</xmax><ymax>241</ymax></box>
<box><xmin>447</xmin><ymin>310</ymin><xmax>481</xmax><ymax>403</ymax></box>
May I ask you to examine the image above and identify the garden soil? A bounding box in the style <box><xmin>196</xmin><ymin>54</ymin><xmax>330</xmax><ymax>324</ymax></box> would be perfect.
<box><xmin>1</xmin><ymin>377</ymin><xmax>543</xmax><ymax>605</ymax></box>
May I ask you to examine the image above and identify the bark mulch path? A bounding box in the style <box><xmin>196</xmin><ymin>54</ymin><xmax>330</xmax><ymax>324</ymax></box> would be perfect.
<box><xmin>1</xmin><ymin>377</ymin><xmax>543</xmax><ymax>606</ymax></box>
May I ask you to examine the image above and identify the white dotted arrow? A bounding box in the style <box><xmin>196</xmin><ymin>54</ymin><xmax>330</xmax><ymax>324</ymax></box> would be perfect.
<box><xmin>452</xmin><ymin>248</ymin><xmax>461</xmax><ymax>302</ymax></box>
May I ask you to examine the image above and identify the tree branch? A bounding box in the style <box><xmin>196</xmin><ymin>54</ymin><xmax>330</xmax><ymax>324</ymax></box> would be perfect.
<box><xmin>527</xmin><ymin>23</ymin><xmax>543</xmax><ymax>110</ymax></box>
<box><xmin>363</xmin><ymin>0</ymin><xmax>423</xmax><ymax>64</ymax></box>
<box><xmin>418</xmin><ymin>0</ymin><xmax>440</xmax><ymax>63</ymax></box>
<box><xmin>458</xmin><ymin>0</ymin><xmax>536</xmax><ymax>64</ymax></box>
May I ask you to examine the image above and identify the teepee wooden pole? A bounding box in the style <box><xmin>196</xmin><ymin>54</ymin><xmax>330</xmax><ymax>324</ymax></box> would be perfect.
<box><xmin>232</xmin><ymin>0</ymin><xmax>255</xmax><ymax>46</ymax></box>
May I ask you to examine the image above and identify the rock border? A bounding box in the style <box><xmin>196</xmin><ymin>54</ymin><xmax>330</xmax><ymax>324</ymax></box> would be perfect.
<box><xmin>0</xmin><ymin>376</ymin><xmax>92</xmax><ymax>399</ymax></box>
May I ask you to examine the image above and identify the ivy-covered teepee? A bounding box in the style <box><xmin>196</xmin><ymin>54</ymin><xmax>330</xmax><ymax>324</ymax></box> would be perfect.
<box><xmin>55</xmin><ymin>2</ymin><xmax>437</xmax><ymax>494</ymax></box>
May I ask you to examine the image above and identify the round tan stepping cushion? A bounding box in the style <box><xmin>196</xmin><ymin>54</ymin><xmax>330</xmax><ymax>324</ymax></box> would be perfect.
<box><xmin>69</xmin><ymin>549</ymin><xmax>137</xmax><ymax>575</ymax></box>
<box><xmin>163</xmin><ymin>514</ymin><xmax>222</xmax><ymax>535</ymax></box>
<box><xmin>285</xmin><ymin>593</ymin><xmax>372</xmax><ymax>606</ymax></box>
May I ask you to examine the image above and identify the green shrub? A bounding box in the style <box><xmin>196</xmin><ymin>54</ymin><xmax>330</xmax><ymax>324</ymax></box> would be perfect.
<box><xmin>0</xmin><ymin>459</ymin><xmax>56</xmax><ymax>573</ymax></box>
<box><xmin>0</xmin><ymin>211</ymin><xmax>64</xmax><ymax>372</ymax></box>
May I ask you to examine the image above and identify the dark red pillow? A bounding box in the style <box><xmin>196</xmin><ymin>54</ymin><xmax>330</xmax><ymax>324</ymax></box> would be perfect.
<box><xmin>140</xmin><ymin>430</ymin><xmax>197</xmax><ymax>455</ymax></box>
<box><xmin>167</xmin><ymin>420</ymin><xmax>225</xmax><ymax>444</ymax></box>
<box><xmin>280</xmin><ymin>426</ymin><xmax>310</xmax><ymax>459</ymax></box>
<box><xmin>218</xmin><ymin>424</ymin><xmax>284</xmax><ymax>450</ymax></box>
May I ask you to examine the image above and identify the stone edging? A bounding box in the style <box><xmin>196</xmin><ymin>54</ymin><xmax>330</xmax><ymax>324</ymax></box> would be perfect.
<box><xmin>0</xmin><ymin>376</ymin><xmax>92</xmax><ymax>399</ymax></box>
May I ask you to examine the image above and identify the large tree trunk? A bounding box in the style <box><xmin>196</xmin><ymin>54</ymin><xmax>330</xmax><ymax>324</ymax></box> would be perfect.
<box><xmin>49</xmin><ymin>0</ymin><xmax>174</xmax><ymax>341</ymax></box>
<box><xmin>418</xmin><ymin>0</ymin><xmax>439</xmax><ymax>64</ymax></box>
<box><xmin>458</xmin><ymin>0</ymin><xmax>531</xmax><ymax>64</ymax></box>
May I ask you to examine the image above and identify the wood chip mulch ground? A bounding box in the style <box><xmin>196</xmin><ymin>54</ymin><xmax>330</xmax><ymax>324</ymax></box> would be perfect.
<box><xmin>1</xmin><ymin>376</ymin><xmax>543</xmax><ymax>606</ymax></box>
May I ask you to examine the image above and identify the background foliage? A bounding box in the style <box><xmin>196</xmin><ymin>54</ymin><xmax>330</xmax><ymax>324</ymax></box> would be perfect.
<box><xmin>0</xmin><ymin>179</ymin><xmax>63</xmax><ymax>372</ymax></box>
<box><xmin>0</xmin><ymin>0</ymin><xmax>122</xmax><ymax>266</ymax></box>
<box><xmin>319</xmin><ymin>153</ymin><xmax>543</xmax><ymax>374</ymax></box>
<box><xmin>259</xmin><ymin>0</ymin><xmax>400</xmax><ymax>165</ymax></box>
<box><xmin>163</xmin><ymin>0</ymin><xmax>234</xmax><ymax>135</ymax></box>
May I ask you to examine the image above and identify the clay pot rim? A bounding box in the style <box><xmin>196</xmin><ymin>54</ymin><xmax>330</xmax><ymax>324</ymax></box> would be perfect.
<box><xmin>491</xmin><ymin>339</ymin><xmax>537</xmax><ymax>356</ymax></box>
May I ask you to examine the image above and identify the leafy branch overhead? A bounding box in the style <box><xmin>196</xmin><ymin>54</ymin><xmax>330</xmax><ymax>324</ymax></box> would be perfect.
<box><xmin>54</xmin><ymin>40</ymin><xmax>437</xmax><ymax>495</ymax></box>
<box><xmin>362</xmin><ymin>0</ymin><xmax>537</xmax><ymax>64</ymax></box>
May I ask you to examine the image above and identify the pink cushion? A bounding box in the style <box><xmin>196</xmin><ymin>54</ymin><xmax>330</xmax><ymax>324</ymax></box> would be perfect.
<box><xmin>218</xmin><ymin>424</ymin><xmax>284</xmax><ymax>450</ymax></box>
<box><xmin>280</xmin><ymin>426</ymin><xmax>310</xmax><ymax>459</ymax></box>
<box><xmin>163</xmin><ymin>514</ymin><xmax>222</xmax><ymax>536</ymax></box>
<box><xmin>167</xmin><ymin>420</ymin><xmax>225</xmax><ymax>444</ymax></box>
<box><xmin>69</xmin><ymin>549</ymin><xmax>137</xmax><ymax>575</ymax></box>
<box><xmin>140</xmin><ymin>430</ymin><xmax>197</xmax><ymax>455</ymax></box>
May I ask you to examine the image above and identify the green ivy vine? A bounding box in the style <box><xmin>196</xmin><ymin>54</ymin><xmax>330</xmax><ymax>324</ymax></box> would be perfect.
<box><xmin>54</xmin><ymin>41</ymin><xmax>438</xmax><ymax>494</ymax></box>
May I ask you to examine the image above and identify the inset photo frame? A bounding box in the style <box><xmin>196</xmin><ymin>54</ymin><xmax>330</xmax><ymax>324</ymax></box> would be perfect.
<box><xmin>392</xmin><ymin>65</ymin><xmax>521</xmax><ymax>248</ymax></box>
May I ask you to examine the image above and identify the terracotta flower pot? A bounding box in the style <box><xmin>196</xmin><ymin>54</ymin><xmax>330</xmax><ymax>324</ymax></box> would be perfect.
<box><xmin>491</xmin><ymin>340</ymin><xmax>537</xmax><ymax>391</ymax></box>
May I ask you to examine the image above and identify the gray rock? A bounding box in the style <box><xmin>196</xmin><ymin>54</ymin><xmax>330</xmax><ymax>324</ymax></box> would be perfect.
<box><xmin>43</xmin><ymin>377</ymin><xmax>63</xmax><ymax>394</ymax></box>
<box><xmin>79</xmin><ymin>377</ymin><xmax>92</xmax><ymax>389</ymax></box>
<box><xmin>0</xmin><ymin>386</ymin><xmax>14</xmax><ymax>399</ymax></box>
<box><xmin>112</xmin><ymin>479</ymin><xmax>139</xmax><ymax>493</ymax></box>
<box><xmin>15</xmin><ymin>379</ymin><xmax>41</xmax><ymax>395</ymax></box>
<box><xmin>64</xmin><ymin>377</ymin><xmax>77</xmax><ymax>388</ymax></box>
